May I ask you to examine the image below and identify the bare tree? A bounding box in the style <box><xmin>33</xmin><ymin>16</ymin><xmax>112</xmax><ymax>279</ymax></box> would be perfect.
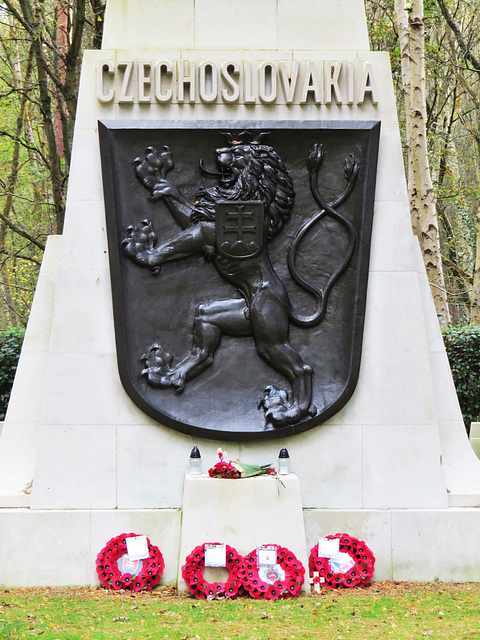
<box><xmin>0</xmin><ymin>0</ymin><xmax>105</xmax><ymax>326</ymax></box>
<box><xmin>435</xmin><ymin>0</ymin><xmax>480</xmax><ymax>323</ymax></box>
<box><xmin>394</xmin><ymin>0</ymin><xmax>451</xmax><ymax>325</ymax></box>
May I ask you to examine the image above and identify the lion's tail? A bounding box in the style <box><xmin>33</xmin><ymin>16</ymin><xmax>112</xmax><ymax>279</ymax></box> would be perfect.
<box><xmin>287</xmin><ymin>210</ymin><xmax>326</xmax><ymax>327</ymax></box>
<box><xmin>288</xmin><ymin>209</ymin><xmax>356</xmax><ymax>327</ymax></box>
<box><xmin>288</xmin><ymin>152</ymin><xmax>359</xmax><ymax>328</ymax></box>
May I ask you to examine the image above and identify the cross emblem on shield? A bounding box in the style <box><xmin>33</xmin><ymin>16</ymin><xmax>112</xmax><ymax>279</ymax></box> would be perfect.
<box><xmin>215</xmin><ymin>200</ymin><xmax>265</xmax><ymax>259</ymax></box>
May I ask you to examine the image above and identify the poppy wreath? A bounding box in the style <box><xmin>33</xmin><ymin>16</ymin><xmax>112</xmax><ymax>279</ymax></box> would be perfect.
<box><xmin>181</xmin><ymin>543</ymin><xmax>244</xmax><ymax>600</ymax></box>
<box><xmin>239</xmin><ymin>545</ymin><xmax>305</xmax><ymax>600</ymax></box>
<box><xmin>96</xmin><ymin>532</ymin><xmax>165</xmax><ymax>592</ymax></box>
<box><xmin>309</xmin><ymin>533</ymin><xmax>375</xmax><ymax>588</ymax></box>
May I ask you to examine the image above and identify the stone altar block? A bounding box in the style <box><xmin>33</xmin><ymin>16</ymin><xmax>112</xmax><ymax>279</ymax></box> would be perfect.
<box><xmin>1</xmin><ymin>0</ymin><xmax>480</xmax><ymax>587</ymax></box>
<box><xmin>179</xmin><ymin>475</ymin><xmax>308</xmax><ymax>591</ymax></box>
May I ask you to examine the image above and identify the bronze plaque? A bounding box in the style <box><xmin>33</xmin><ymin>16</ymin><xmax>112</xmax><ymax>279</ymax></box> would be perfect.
<box><xmin>99</xmin><ymin>120</ymin><xmax>380</xmax><ymax>441</ymax></box>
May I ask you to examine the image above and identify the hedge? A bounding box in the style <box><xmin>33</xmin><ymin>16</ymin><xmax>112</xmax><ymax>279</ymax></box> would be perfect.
<box><xmin>0</xmin><ymin>324</ymin><xmax>478</xmax><ymax>434</ymax></box>
<box><xmin>0</xmin><ymin>327</ymin><xmax>25</xmax><ymax>421</ymax></box>
<box><xmin>443</xmin><ymin>324</ymin><xmax>480</xmax><ymax>435</ymax></box>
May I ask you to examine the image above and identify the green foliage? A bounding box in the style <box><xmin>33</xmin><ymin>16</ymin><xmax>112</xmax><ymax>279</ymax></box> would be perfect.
<box><xmin>367</xmin><ymin>0</ymin><xmax>480</xmax><ymax>324</ymax></box>
<box><xmin>0</xmin><ymin>327</ymin><xmax>24</xmax><ymax>420</ymax></box>
<box><xmin>0</xmin><ymin>1</ymin><xmax>106</xmax><ymax>330</ymax></box>
<box><xmin>443</xmin><ymin>325</ymin><xmax>480</xmax><ymax>433</ymax></box>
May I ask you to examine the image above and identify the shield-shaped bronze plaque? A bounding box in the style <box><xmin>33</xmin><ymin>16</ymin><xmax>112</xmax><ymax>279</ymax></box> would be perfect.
<box><xmin>99</xmin><ymin>120</ymin><xmax>380</xmax><ymax>441</ymax></box>
<box><xmin>215</xmin><ymin>201</ymin><xmax>265</xmax><ymax>260</ymax></box>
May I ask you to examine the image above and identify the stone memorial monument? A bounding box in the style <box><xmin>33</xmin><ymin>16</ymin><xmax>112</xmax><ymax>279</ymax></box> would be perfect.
<box><xmin>1</xmin><ymin>0</ymin><xmax>480</xmax><ymax>586</ymax></box>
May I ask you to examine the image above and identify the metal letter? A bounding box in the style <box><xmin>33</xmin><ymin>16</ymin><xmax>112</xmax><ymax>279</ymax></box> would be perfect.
<box><xmin>324</xmin><ymin>62</ymin><xmax>343</xmax><ymax>105</ymax></box>
<box><xmin>177</xmin><ymin>60</ymin><xmax>196</xmax><ymax>103</ymax></box>
<box><xmin>300</xmin><ymin>62</ymin><xmax>323</xmax><ymax>104</ymax></box>
<box><xmin>154</xmin><ymin>61</ymin><xmax>173</xmax><ymax>103</ymax></box>
<box><xmin>96</xmin><ymin>60</ymin><xmax>115</xmax><ymax>103</ymax></box>
<box><xmin>258</xmin><ymin>62</ymin><xmax>278</xmax><ymax>104</ymax></box>
<box><xmin>138</xmin><ymin>62</ymin><xmax>152</xmax><ymax>104</ymax></box>
<box><xmin>357</xmin><ymin>62</ymin><xmax>378</xmax><ymax>105</ymax></box>
<box><xmin>117</xmin><ymin>61</ymin><xmax>135</xmax><ymax>104</ymax></box>
<box><xmin>221</xmin><ymin>62</ymin><xmax>241</xmax><ymax>103</ymax></box>
<box><xmin>278</xmin><ymin>61</ymin><xmax>300</xmax><ymax>104</ymax></box>
<box><xmin>199</xmin><ymin>62</ymin><xmax>219</xmax><ymax>104</ymax></box>
<box><xmin>243</xmin><ymin>62</ymin><xmax>257</xmax><ymax>104</ymax></box>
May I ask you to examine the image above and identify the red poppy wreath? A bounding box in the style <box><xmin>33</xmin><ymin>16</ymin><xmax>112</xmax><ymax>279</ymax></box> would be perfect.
<box><xmin>309</xmin><ymin>533</ymin><xmax>375</xmax><ymax>588</ymax></box>
<box><xmin>181</xmin><ymin>543</ymin><xmax>244</xmax><ymax>600</ymax></box>
<box><xmin>239</xmin><ymin>544</ymin><xmax>305</xmax><ymax>600</ymax></box>
<box><xmin>96</xmin><ymin>532</ymin><xmax>165</xmax><ymax>592</ymax></box>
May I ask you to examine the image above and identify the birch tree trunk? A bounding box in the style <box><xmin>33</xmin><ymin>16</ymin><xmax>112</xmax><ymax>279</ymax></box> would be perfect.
<box><xmin>395</xmin><ymin>0</ymin><xmax>451</xmax><ymax>325</ymax></box>
<box><xmin>471</xmin><ymin>129</ymin><xmax>480</xmax><ymax>324</ymax></box>
<box><xmin>394</xmin><ymin>0</ymin><xmax>418</xmax><ymax>237</ymax></box>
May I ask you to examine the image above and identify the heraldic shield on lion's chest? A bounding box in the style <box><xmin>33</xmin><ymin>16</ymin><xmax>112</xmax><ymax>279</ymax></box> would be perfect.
<box><xmin>99</xmin><ymin>120</ymin><xmax>380</xmax><ymax>441</ymax></box>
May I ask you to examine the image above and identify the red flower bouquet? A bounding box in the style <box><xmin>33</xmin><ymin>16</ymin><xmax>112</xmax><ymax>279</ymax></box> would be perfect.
<box><xmin>208</xmin><ymin>449</ymin><xmax>276</xmax><ymax>479</ymax></box>
<box><xmin>208</xmin><ymin>461</ymin><xmax>241</xmax><ymax>479</ymax></box>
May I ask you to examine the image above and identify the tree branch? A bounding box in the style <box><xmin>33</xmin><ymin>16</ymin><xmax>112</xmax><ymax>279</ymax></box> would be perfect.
<box><xmin>436</xmin><ymin>0</ymin><xmax>480</xmax><ymax>77</ymax></box>
<box><xmin>0</xmin><ymin>130</ymin><xmax>49</xmax><ymax>165</ymax></box>
<box><xmin>11</xmin><ymin>254</ymin><xmax>42</xmax><ymax>267</ymax></box>
<box><xmin>0</xmin><ymin>209</ymin><xmax>45</xmax><ymax>251</ymax></box>
<box><xmin>442</xmin><ymin>257</ymin><xmax>473</xmax><ymax>285</ymax></box>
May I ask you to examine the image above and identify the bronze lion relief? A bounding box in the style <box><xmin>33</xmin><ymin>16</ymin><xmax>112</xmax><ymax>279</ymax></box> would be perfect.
<box><xmin>99</xmin><ymin>121</ymin><xmax>380</xmax><ymax>440</ymax></box>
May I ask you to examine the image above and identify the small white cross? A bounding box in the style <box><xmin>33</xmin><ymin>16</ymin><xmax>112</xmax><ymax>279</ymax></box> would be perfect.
<box><xmin>309</xmin><ymin>571</ymin><xmax>325</xmax><ymax>593</ymax></box>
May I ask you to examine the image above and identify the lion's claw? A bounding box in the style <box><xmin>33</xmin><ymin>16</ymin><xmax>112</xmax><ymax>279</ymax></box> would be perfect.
<box><xmin>141</xmin><ymin>343</ymin><xmax>173</xmax><ymax>388</ymax></box>
<box><xmin>259</xmin><ymin>385</ymin><xmax>315</xmax><ymax>427</ymax></box>
<box><xmin>140</xmin><ymin>344</ymin><xmax>186</xmax><ymax>392</ymax></box>
<box><xmin>134</xmin><ymin>145</ymin><xmax>175</xmax><ymax>197</ymax></box>
<box><xmin>169</xmin><ymin>370</ymin><xmax>186</xmax><ymax>394</ymax></box>
<box><xmin>121</xmin><ymin>219</ymin><xmax>159</xmax><ymax>271</ymax></box>
<box><xmin>259</xmin><ymin>385</ymin><xmax>292</xmax><ymax>426</ymax></box>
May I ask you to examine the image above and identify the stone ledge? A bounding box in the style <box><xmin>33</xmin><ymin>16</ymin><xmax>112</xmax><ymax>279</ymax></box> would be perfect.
<box><xmin>1</xmin><ymin>507</ymin><xmax>480</xmax><ymax>586</ymax></box>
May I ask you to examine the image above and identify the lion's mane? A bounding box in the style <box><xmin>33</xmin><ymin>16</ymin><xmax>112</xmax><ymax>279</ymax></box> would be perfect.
<box><xmin>191</xmin><ymin>143</ymin><xmax>295</xmax><ymax>240</ymax></box>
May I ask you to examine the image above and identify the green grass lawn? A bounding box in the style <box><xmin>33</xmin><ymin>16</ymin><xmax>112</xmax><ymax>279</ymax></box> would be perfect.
<box><xmin>1</xmin><ymin>582</ymin><xmax>480</xmax><ymax>639</ymax></box>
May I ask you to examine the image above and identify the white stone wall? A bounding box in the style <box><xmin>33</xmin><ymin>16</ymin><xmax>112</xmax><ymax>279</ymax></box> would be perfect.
<box><xmin>5</xmin><ymin>0</ymin><xmax>478</xmax><ymax>512</ymax></box>
<box><xmin>26</xmin><ymin>36</ymin><xmax>458</xmax><ymax>511</ymax></box>
<box><xmin>102</xmin><ymin>0</ymin><xmax>370</xmax><ymax>53</ymax></box>
<box><xmin>0</xmin><ymin>236</ymin><xmax>61</xmax><ymax>506</ymax></box>
<box><xmin>2</xmin><ymin>506</ymin><xmax>480</xmax><ymax>586</ymax></box>
<box><xmin>1</xmin><ymin>0</ymin><xmax>480</xmax><ymax>586</ymax></box>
